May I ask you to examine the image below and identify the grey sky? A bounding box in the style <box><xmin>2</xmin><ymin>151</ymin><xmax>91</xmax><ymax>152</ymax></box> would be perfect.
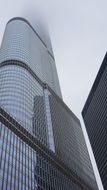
<box><xmin>0</xmin><ymin>0</ymin><xmax>106</xmax><ymax>189</ymax></box>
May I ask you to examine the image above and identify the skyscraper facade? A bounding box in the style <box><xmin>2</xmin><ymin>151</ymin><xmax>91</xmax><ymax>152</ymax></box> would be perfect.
<box><xmin>82</xmin><ymin>53</ymin><xmax>107</xmax><ymax>190</ymax></box>
<box><xmin>0</xmin><ymin>17</ymin><xmax>98</xmax><ymax>190</ymax></box>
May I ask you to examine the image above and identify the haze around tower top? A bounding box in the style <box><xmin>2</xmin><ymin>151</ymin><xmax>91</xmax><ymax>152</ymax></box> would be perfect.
<box><xmin>0</xmin><ymin>0</ymin><xmax>106</xmax><ymax>189</ymax></box>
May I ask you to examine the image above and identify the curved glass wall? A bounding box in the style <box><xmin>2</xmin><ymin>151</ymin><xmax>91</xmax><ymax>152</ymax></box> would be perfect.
<box><xmin>0</xmin><ymin>64</ymin><xmax>49</xmax><ymax>147</ymax></box>
<box><xmin>0</xmin><ymin>63</ymin><xmax>97</xmax><ymax>189</ymax></box>
<box><xmin>0</xmin><ymin>17</ymin><xmax>98</xmax><ymax>190</ymax></box>
<box><xmin>0</xmin><ymin>19</ymin><xmax>62</xmax><ymax>98</ymax></box>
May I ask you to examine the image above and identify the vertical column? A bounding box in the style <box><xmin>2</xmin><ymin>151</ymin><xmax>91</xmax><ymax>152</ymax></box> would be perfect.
<box><xmin>44</xmin><ymin>88</ymin><xmax>55</xmax><ymax>152</ymax></box>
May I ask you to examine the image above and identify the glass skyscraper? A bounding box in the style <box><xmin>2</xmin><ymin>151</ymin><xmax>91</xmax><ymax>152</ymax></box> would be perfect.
<box><xmin>82</xmin><ymin>53</ymin><xmax>107</xmax><ymax>190</ymax></box>
<box><xmin>0</xmin><ymin>17</ymin><xmax>98</xmax><ymax>190</ymax></box>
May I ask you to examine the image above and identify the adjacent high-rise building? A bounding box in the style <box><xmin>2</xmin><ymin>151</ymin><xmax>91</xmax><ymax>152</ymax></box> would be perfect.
<box><xmin>82</xmin><ymin>53</ymin><xmax>107</xmax><ymax>190</ymax></box>
<box><xmin>0</xmin><ymin>17</ymin><xmax>98</xmax><ymax>190</ymax></box>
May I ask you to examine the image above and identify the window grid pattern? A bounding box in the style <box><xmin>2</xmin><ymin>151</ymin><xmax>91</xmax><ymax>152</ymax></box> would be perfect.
<box><xmin>0</xmin><ymin>19</ymin><xmax>62</xmax><ymax>98</ymax></box>
<box><xmin>0</xmin><ymin>17</ymin><xmax>98</xmax><ymax>190</ymax></box>
<box><xmin>0</xmin><ymin>64</ymin><xmax>49</xmax><ymax>147</ymax></box>
<box><xmin>83</xmin><ymin>66</ymin><xmax>107</xmax><ymax>190</ymax></box>
<box><xmin>0</xmin><ymin>122</ymin><xmax>82</xmax><ymax>190</ymax></box>
<box><xmin>35</xmin><ymin>153</ymin><xmax>81</xmax><ymax>190</ymax></box>
<box><xmin>48</xmin><ymin>94</ymin><xmax>98</xmax><ymax>190</ymax></box>
<box><xmin>0</xmin><ymin>123</ymin><xmax>37</xmax><ymax>190</ymax></box>
<box><xmin>0</xmin><ymin>62</ymin><xmax>97</xmax><ymax>189</ymax></box>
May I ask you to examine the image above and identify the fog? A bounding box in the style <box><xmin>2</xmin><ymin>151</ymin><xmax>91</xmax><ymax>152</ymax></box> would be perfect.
<box><xmin>0</xmin><ymin>1</ymin><xmax>106</xmax><ymax>189</ymax></box>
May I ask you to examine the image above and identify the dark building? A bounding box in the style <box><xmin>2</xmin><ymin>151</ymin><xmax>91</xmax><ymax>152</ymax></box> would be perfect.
<box><xmin>0</xmin><ymin>17</ymin><xmax>98</xmax><ymax>190</ymax></box>
<box><xmin>82</xmin><ymin>53</ymin><xmax>107</xmax><ymax>190</ymax></box>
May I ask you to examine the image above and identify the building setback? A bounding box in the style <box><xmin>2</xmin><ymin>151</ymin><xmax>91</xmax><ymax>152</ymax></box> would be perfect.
<box><xmin>0</xmin><ymin>17</ymin><xmax>98</xmax><ymax>190</ymax></box>
<box><xmin>82</xmin><ymin>53</ymin><xmax>107</xmax><ymax>190</ymax></box>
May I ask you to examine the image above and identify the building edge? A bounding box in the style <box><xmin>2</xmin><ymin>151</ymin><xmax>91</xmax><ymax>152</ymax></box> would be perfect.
<box><xmin>82</xmin><ymin>52</ymin><xmax>107</xmax><ymax>117</ymax></box>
